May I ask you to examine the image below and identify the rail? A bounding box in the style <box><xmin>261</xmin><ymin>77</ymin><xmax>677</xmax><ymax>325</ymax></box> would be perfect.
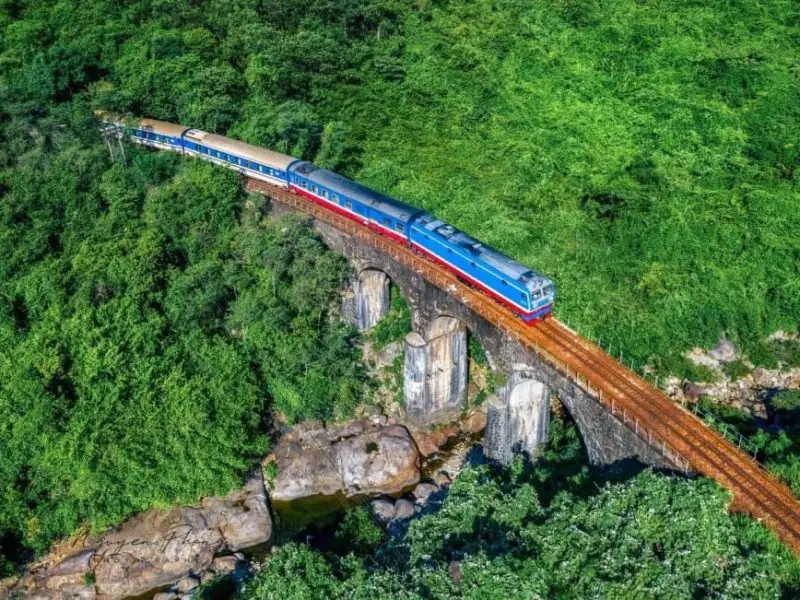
<box><xmin>247</xmin><ymin>178</ymin><xmax>800</xmax><ymax>554</ymax></box>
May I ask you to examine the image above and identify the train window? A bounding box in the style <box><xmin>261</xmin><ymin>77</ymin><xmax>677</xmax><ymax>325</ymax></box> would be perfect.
<box><xmin>395</xmin><ymin>223</ymin><xmax>404</xmax><ymax>232</ymax></box>
<box><xmin>501</xmin><ymin>280</ymin><xmax>508</xmax><ymax>285</ymax></box>
<box><xmin>382</xmin><ymin>218</ymin><xmax>391</xmax><ymax>227</ymax></box>
<box><xmin>312</xmin><ymin>185</ymin><xmax>318</xmax><ymax>194</ymax></box>
<box><xmin>321</xmin><ymin>189</ymin><xmax>328</xmax><ymax>198</ymax></box>
<box><xmin>332</xmin><ymin>193</ymin><xmax>339</xmax><ymax>203</ymax></box>
<box><xmin>345</xmin><ymin>200</ymin><xmax>353</xmax><ymax>209</ymax></box>
<box><xmin>470</xmin><ymin>262</ymin><xmax>477</xmax><ymax>268</ymax></box>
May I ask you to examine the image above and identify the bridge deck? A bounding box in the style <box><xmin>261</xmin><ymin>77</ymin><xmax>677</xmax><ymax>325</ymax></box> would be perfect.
<box><xmin>247</xmin><ymin>178</ymin><xmax>800</xmax><ymax>554</ymax></box>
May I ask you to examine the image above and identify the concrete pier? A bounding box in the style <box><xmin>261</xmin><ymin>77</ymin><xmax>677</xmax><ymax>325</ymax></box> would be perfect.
<box><xmin>484</xmin><ymin>373</ymin><xmax>550</xmax><ymax>464</ymax></box>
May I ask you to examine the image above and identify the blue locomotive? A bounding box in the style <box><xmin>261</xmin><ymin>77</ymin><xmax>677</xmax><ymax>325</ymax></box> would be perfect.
<box><xmin>98</xmin><ymin>113</ymin><xmax>555</xmax><ymax>323</ymax></box>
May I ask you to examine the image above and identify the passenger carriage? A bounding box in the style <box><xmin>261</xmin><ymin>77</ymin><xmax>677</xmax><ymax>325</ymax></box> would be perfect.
<box><xmin>97</xmin><ymin>112</ymin><xmax>555</xmax><ymax>323</ymax></box>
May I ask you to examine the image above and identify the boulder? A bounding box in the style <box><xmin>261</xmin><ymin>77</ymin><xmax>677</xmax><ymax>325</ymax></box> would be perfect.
<box><xmin>210</xmin><ymin>555</ymin><xmax>240</xmax><ymax>577</ymax></box>
<box><xmin>270</xmin><ymin>421</ymin><xmax>420</xmax><ymax>504</ymax></box>
<box><xmin>460</xmin><ymin>409</ymin><xmax>487</xmax><ymax>435</ymax></box>
<box><xmin>433</xmin><ymin>471</ymin><xmax>451</xmax><ymax>489</ymax></box>
<box><xmin>409</xmin><ymin>423</ymin><xmax>458</xmax><ymax>458</ymax></box>
<box><xmin>200</xmin><ymin>472</ymin><xmax>273</xmax><ymax>552</ymax></box>
<box><xmin>412</xmin><ymin>482</ymin><xmax>439</xmax><ymax>505</ymax></box>
<box><xmin>392</xmin><ymin>499</ymin><xmax>415</xmax><ymax>521</ymax></box>
<box><xmin>174</xmin><ymin>575</ymin><xmax>199</xmax><ymax>593</ymax></box>
<box><xmin>710</xmin><ymin>338</ymin><xmax>738</xmax><ymax>362</ymax></box>
<box><xmin>14</xmin><ymin>472</ymin><xmax>271</xmax><ymax>600</ymax></box>
<box><xmin>370</xmin><ymin>498</ymin><xmax>396</xmax><ymax>525</ymax></box>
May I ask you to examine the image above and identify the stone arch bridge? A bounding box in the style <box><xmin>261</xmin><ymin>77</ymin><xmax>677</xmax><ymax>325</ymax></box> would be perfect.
<box><xmin>249</xmin><ymin>178</ymin><xmax>800</xmax><ymax>555</ymax></box>
<box><xmin>269</xmin><ymin>194</ymin><xmax>668</xmax><ymax>470</ymax></box>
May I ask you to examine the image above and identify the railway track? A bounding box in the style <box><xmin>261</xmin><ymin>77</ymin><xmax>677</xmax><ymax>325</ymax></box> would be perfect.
<box><xmin>247</xmin><ymin>178</ymin><xmax>800</xmax><ymax>554</ymax></box>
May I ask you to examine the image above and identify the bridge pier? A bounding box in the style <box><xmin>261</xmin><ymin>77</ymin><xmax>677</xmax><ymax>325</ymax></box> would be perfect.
<box><xmin>403</xmin><ymin>317</ymin><xmax>468</xmax><ymax>424</ymax></box>
<box><xmin>353</xmin><ymin>269</ymin><xmax>391</xmax><ymax>331</ymax></box>
<box><xmin>484</xmin><ymin>372</ymin><xmax>550</xmax><ymax>465</ymax></box>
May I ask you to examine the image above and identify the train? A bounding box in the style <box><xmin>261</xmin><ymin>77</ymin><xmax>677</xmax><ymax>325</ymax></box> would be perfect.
<box><xmin>97</xmin><ymin>113</ymin><xmax>556</xmax><ymax>323</ymax></box>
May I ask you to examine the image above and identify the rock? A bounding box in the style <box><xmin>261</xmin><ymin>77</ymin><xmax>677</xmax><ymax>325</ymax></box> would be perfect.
<box><xmin>338</xmin><ymin>425</ymin><xmax>421</xmax><ymax>496</ymax></box>
<box><xmin>370</xmin><ymin>498</ymin><xmax>396</xmax><ymax>525</ymax></box>
<box><xmin>89</xmin><ymin>471</ymin><xmax>270</xmax><ymax>599</ymax></box>
<box><xmin>175</xmin><ymin>575</ymin><xmax>199</xmax><ymax>593</ymax></box>
<box><xmin>88</xmin><ymin>506</ymin><xmax>219</xmax><ymax>599</ymax></box>
<box><xmin>433</xmin><ymin>471</ymin><xmax>451</xmax><ymax>489</ymax></box>
<box><xmin>752</xmin><ymin>368</ymin><xmax>769</xmax><ymax>387</ymax></box>
<box><xmin>201</xmin><ymin>472</ymin><xmax>273</xmax><ymax>552</ymax></box>
<box><xmin>460</xmin><ymin>409</ymin><xmax>487</xmax><ymax>435</ymax></box>
<box><xmin>412</xmin><ymin>483</ymin><xmax>439</xmax><ymax>505</ymax></box>
<box><xmin>271</xmin><ymin>423</ymin><xmax>420</xmax><ymax>503</ymax></box>
<box><xmin>209</xmin><ymin>555</ymin><xmax>239</xmax><ymax>577</ymax></box>
<box><xmin>10</xmin><ymin>549</ymin><xmax>96</xmax><ymax>599</ymax></box>
<box><xmin>392</xmin><ymin>499</ymin><xmax>415</xmax><ymax>521</ymax></box>
<box><xmin>448</xmin><ymin>561</ymin><xmax>463</xmax><ymax>585</ymax></box>
<box><xmin>6</xmin><ymin>471</ymin><xmax>272</xmax><ymax>600</ymax></box>
<box><xmin>373</xmin><ymin>341</ymin><xmax>402</xmax><ymax>369</ymax></box>
<box><xmin>369</xmin><ymin>413</ymin><xmax>389</xmax><ymax>427</ymax></box>
<box><xmin>409</xmin><ymin>424</ymin><xmax>458</xmax><ymax>458</ymax></box>
<box><xmin>710</xmin><ymin>337</ymin><xmax>738</xmax><ymax>362</ymax></box>
<box><xmin>683</xmin><ymin>382</ymin><xmax>706</xmax><ymax>401</ymax></box>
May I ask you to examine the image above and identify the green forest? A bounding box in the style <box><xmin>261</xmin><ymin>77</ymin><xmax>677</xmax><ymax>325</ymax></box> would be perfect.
<box><xmin>1</xmin><ymin>0</ymin><xmax>799</xmax><ymax>591</ymax></box>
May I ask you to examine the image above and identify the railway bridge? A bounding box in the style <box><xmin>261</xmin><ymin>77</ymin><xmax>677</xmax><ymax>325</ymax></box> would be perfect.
<box><xmin>247</xmin><ymin>177</ymin><xmax>800</xmax><ymax>554</ymax></box>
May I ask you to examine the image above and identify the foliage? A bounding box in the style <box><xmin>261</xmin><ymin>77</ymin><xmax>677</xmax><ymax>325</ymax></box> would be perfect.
<box><xmin>2</xmin><ymin>0</ymin><xmax>800</xmax><ymax>580</ymax></box>
<box><xmin>722</xmin><ymin>359</ymin><xmax>751</xmax><ymax>381</ymax></box>
<box><xmin>468</xmin><ymin>334</ymin><xmax>488</xmax><ymax>367</ymax></box>
<box><xmin>331</xmin><ymin>506</ymin><xmax>386</xmax><ymax>556</ymax></box>
<box><xmin>0</xmin><ymin>143</ymin><xmax>363</xmax><ymax>564</ymax></box>
<box><xmin>368</xmin><ymin>284</ymin><xmax>411</xmax><ymax>350</ymax></box>
<box><xmin>240</xmin><ymin>420</ymin><xmax>800</xmax><ymax>599</ymax></box>
<box><xmin>773</xmin><ymin>390</ymin><xmax>800</xmax><ymax>414</ymax></box>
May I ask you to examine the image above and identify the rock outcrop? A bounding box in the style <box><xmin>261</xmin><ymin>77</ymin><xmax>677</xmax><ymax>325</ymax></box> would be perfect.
<box><xmin>13</xmin><ymin>472</ymin><xmax>271</xmax><ymax>600</ymax></box>
<box><xmin>677</xmin><ymin>336</ymin><xmax>800</xmax><ymax>419</ymax></box>
<box><xmin>269</xmin><ymin>419</ymin><xmax>420</xmax><ymax>507</ymax></box>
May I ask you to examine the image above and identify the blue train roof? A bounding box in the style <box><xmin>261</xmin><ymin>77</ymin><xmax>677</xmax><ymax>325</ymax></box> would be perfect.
<box><xmin>293</xmin><ymin>163</ymin><xmax>422</xmax><ymax>223</ymax></box>
<box><xmin>413</xmin><ymin>214</ymin><xmax>552</xmax><ymax>286</ymax></box>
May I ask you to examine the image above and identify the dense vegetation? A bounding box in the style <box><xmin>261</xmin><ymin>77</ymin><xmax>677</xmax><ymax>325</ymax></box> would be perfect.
<box><xmin>239</xmin><ymin>421</ymin><xmax>800</xmax><ymax>599</ymax></box>
<box><xmin>2</xmin><ymin>0</ymin><xmax>798</xmax><ymax>583</ymax></box>
<box><xmin>0</xmin><ymin>142</ymin><xmax>364</xmax><ymax>564</ymax></box>
<box><xmin>3</xmin><ymin>0</ymin><xmax>797</xmax><ymax>371</ymax></box>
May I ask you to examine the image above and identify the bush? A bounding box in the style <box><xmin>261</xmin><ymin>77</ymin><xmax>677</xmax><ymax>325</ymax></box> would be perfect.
<box><xmin>723</xmin><ymin>360</ymin><xmax>752</xmax><ymax>381</ymax></box>
<box><xmin>369</xmin><ymin>285</ymin><xmax>411</xmax><ymax>350</ymax></box>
